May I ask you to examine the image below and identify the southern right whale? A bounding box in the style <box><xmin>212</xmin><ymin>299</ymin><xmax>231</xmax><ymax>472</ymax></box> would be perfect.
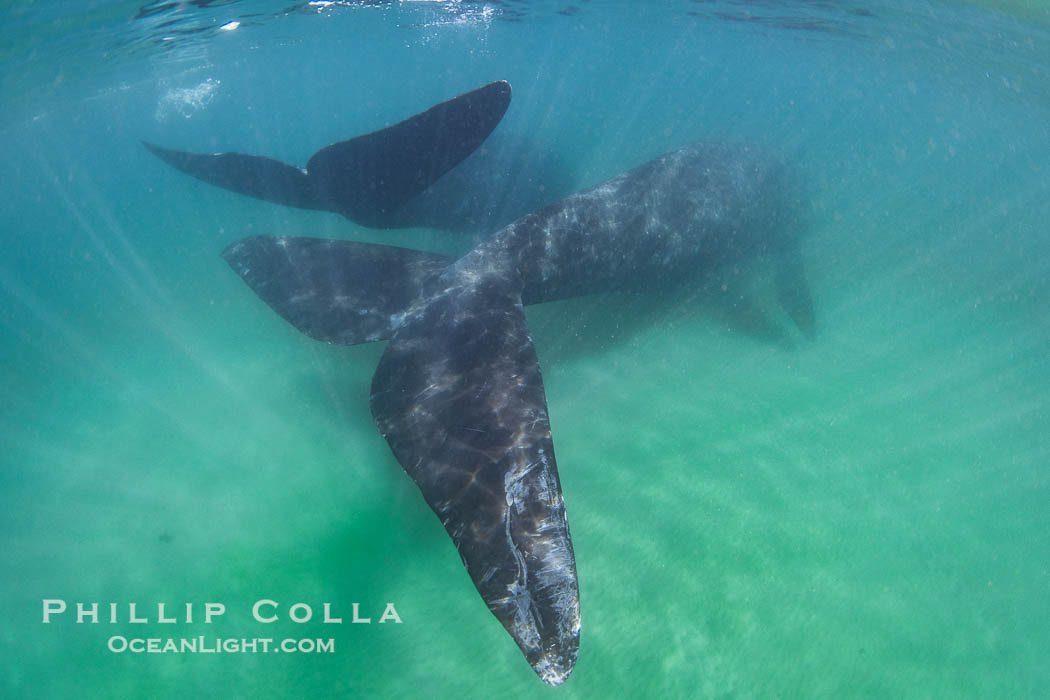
<box><xmin>220</xmin><ymin>140</ymin><xmax>815</xmax><ymax>685</ymax></box>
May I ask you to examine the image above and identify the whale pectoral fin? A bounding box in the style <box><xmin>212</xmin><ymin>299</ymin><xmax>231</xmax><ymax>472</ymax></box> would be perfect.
<box><xmin>774</xmin><ymin>250</ymin><xmax>816</xmax><ymax>339</ymax></box>
<box><xmin>714</xmin><ymin>284</ymin><xmax>792</xmax><ymax>347</ymax></box>
<box><xmin>305</xmin><ymin>80</ymin><xmax>512</xmax><ymax>225</ymax></box>
<box><xmin>221</xmin><ymin>235</ymin><xmax>453</xmax><ymax>345</ymax></box>
<box><xmin>142</xmin><ymin>141</ymin><xmax>324</xmax><ymax>211</ymax></box>
<box><xmin>369</xmin><ymin>272</ymin><xmax>580</xmax><ymax>686</ymax></box>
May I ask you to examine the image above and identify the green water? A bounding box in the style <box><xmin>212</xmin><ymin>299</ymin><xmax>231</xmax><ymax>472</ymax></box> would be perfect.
<box><xmin>2</xmin><ymin>1</ymin><xmax>1049</xmax><ymax>697</ymax></box>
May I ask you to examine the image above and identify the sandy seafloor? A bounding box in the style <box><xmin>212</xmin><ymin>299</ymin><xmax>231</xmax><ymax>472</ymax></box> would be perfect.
<box><xmin>1</xmin><ymin>1</ymin><xmax>1048</xmax><ymax>697</ymax></box>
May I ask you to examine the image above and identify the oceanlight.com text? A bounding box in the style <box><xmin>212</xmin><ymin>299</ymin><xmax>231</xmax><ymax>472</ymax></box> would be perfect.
<box><xmin>107</xmin><ymin>636</ymin><xmax>335</xmax><ymax>654</ymax></box>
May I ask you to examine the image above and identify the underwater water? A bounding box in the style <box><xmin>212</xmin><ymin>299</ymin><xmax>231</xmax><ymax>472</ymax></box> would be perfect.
<box><xmin>2</xmin><ymin>0</ymin><xmax>1049</xmax><ymax>697</ymax></box>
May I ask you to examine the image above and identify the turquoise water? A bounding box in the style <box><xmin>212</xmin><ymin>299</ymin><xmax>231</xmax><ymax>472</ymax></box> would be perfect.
<box><xmin>2</xmin><ymin>1</ymin><xmax>1049</xmax><ymax>697</ymax></box>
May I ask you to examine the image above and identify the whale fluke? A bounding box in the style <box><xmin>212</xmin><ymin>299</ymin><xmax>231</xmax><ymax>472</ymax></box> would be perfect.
<box><xmin>371</xmin><ymin>266</ymin><xmax>580</xmax><ymax>685</ymax></box>
<box><xmin>145</xmin><ymin>80</ymin><xmax>513</xmax><ymax>228</ymax></box>
<box><xmin>221</xmin><ymin>235</ymin><xmax>452</xmax><ymax>345</ymax></box>
<box><xmin>222</xmin><ymin>234</ymin><xmax>581</xmax><ymax>683</ymax></box>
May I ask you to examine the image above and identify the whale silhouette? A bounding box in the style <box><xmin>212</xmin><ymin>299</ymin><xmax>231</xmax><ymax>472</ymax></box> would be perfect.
<box><xmin>144</xmin><ymin>81</ymin><xmax>570</xmax><ymax>234</ymax></box>
<box><xmin>219</xmin><ymin>130</ymin><xmax>815</xmax><ymax>683</ymax></box>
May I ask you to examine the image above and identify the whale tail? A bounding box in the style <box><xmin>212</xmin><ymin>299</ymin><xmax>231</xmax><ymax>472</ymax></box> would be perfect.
<box><xmin>222</xmin><ymin>235</ymin><xmax>581</xmax><ymax>685</ymax></box>
<box><xmin>145</xmin><ymin>81</ymin><xmax>513</xmax><ymax>228</ymax></box>
<box><xmin>221</xmin><ymin>235</ymin><xmax>454</xmax><ymax>345</ymax></box>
